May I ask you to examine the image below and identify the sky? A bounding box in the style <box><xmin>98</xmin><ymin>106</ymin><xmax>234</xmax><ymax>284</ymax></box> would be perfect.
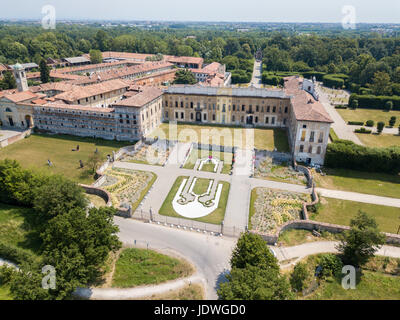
<box><xmin>1</xmin><ymin>0</ymin><xmax>399</xmax><ymax>23</ymax></box>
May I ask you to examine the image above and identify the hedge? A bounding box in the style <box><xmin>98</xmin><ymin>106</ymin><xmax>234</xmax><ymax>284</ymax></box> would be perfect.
<box><xmin>349</xmin><ymin>94</ymin><xmax>400</xmax><ymax>110</ymax></box>
<box><xmin>334</xmin><ymin>105</ymin><xmax>348</xmax><ymax>109</ymax></box>
<box><xmin>322</xmin><ymin>74</ymin><xmax>346</xmax><ymax>88</ymax></box>
<box><xmin>354</xmin><ymin>128</ymin><xmax>372</xmax><ymax>134</ymax></box>
<box><xmin>325</xmin><ymin>141</ymin><xmax>400</xmax><ymax>174</ymax></box>
<box><xmin>348</xmin><ymin>121</ymin><xmax>364</xmax><ymax>126</ymax></box>
<box><xmin>301</xmin><ymin>71</ymin><xmax>326</xmax><ymax>81</ymax></box>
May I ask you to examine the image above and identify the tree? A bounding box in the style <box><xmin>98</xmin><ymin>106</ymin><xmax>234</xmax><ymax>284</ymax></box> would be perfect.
<box><xmin>0</xmin><ymin>71</ymin><xmax>17</xmax><ymax>90</ymax></box>
<box><xmin>398</xmin><ymin>125</ymin><xmax>400</xmax><ymax>136</ymax></box>
<box><xmin>32</xmin><ymin>174</ymin><xmax>88</xmax><ymax>223</ymax></box>
<box><xmin>350</xmin><ymin>99</ymin><xmax>358</xmax><ymax>110</ymax></box>
<box><xmin>89</xmin><ymin>49</ymin><xmax>102</xmax><ymax>64</ymax></box>
<box><xmin>38</xmin><ymin>207</ymin><xmax>121</xmax><ymax>299</ymax></box>
<box><xmin>385</xmin><ymin>101</ymin><xmax>393</xmax><ymax>112</ymax></box>
<box><xmin>369</xmin><ymin>71</ymin><xmax>392</xmax><ymax>96</ymax></box>
<box><xmin>377</xmin><ymin>121</ymin><xmax>385</xmax><ymax>134</ymax></box>
<box><xmin>389</xmin><ymin>116</ymin><xmax>396</xmax><ymax>127</ymax></box>
<box><xmin>173</xmin><ymin>69</ymin><xmax>197</xmax><ymax>85</ymax></box>
<box><xmin>40</xmin><ymin>59</ymin><xmax>50</xmax><ymax>84</ymax></box>
<box><xmin>218</xmin><ymin>265</ymin><xmax>294</xmax><ymax>300</ymax></box>
<box><xmin>87</xmin><ymin>151</ymin><xmax>102</xmax><ymax>173</ymax></box>
<box><xmin>290</xmin><ymin>262</ymin><xmax>309</xmax><ymax>292</ymax></box>
<box><xmin>231</xmin><ymin>233</ymin><xmax>279</xmax><ymax>272</ymax></box>
<box><xmin>337</xmin><ymin>211</ymin><xmax>385</xmax><ymax>267</ymax></box>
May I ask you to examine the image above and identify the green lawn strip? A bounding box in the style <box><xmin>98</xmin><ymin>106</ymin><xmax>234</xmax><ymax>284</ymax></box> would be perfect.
<box><xmin>0</xmin><ymin>134</ymin><xmax>133</xmax><ymax>184</ymax></box>
<box><xmin>248</xmin><ymin>188</ymin><xmax>258</xmax><ymax>230</ymax></box>
<box><xmin>0</xmin><ymin>285</ymin><xmax>12</xmax><ymax>300</ymax></box>
<box><xmin>336</xmin><ymin>108</ymin><xmax>400</xmax><ymax>126</ymax></box>
<box><xmin>111</xmin><ymin>248</ymin><xmax>194</xmax><ymax>288</ymax></box>
<box><xmin>150</xmin><ymin>124</ymin><xmax>289</xmax><ymax>152</ymax></box>
<box><xmin>311</xmin><ymin>197</ymin><xmax>400</xmax><ymax>234</ymax></box>
<box><xmin>356</xmin><ymin>133</ymin><xmax>400</xmax><ymax>148</ymax></box>
<box><xmin>306</xmin><ymin>270</ymin><xmax>400</xmax><ymax>300</ymax></box>
<box><xmin>130</xmin><ymin>172</ymin><xmax>157</xmax><ymax>212</ymax></box>
<box><xmin>159</xmin><ymin>176</ymin><xmax>229</xmax><ymax>225</ymax></box>
<box><xmin>329</xmin><ymin>128</ymin><xmax>339</xmax><ymax>142</ymax></box>
<box><xmin>314</xmin><ymin>168</ymin><xmax>400</xmax><ymax>198</ymax></box>
<box><xmin>0</xmin><ymin>203</ymin><xmax>42</xmax><ymax>261</ymax></box>
<box><xmin>192</xmin><ymin>178</ymin><xmax>211</xmax><ymax>195</ymax></box>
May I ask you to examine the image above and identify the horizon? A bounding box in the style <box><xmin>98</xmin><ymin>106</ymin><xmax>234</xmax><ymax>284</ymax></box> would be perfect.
<box><xmin>1</xmin><ymin>0</ymin><xmax>400</xmax><ymax>24</ymax></box>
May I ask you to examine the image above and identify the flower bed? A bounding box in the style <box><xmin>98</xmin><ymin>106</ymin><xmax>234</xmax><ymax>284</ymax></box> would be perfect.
<box><xmin>254</xmin><ymin>157</ymin><xmax>307</xmax><ymax>185</ymax></box>
<box><xmin>100</xmin><ymin>168</ymin><xmax>155</xmax><ymax>210</ymax></box>
<box><xmin>250</xmin><ymin>188</ymin><xmax>310</xmax><ymax>234</ymax></box>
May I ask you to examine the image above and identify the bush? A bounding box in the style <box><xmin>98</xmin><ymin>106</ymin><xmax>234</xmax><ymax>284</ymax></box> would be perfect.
<box><xmin>385</xmin><ymin>101</ymin><xmax>393</xmax><ymax>112</ymax></box>
<box><xmin>365</xmin><ymin>120</ymin><xmax>374</xmax><ymax>127</ymax></box>
<box><xmin>348</xmin><ymin>121</ymin><xmax>364</xmax><ymax>126</ymax></box>
<box><xmin>322</xmin><ymin>74</ymin><xmax>348</xmax><ymax>88</ymax></box>
<box><xmin>302</xmin><ymin>71</ymin><xmax>326</xmax><ymax>81</ymax></box>
<box><xmin>350</xmin><ymin>98</ymin><xmax>358</xmax><ymax>109</ymax></box>
<box><xmin>325</xmin><ymin>141</ymin><xmax>400</xmax><ymax>174</ymax></box>
<box><xmin>290</xmin><ymin>262</ymin><xmax>309</xmax><ymax>292</ymax></box>
<box><xmin>354</xmin><ymin>127</ymin><xmax>372</xmax><ymax>134</ymax></box>
<box><xmin>377</xmin><ymin>122</ymin><xmax>385</xmax><ymax>134</ymax></box>
<box><xmin>389</xmin><ymin>116</ymin><xmax>396</xmax><ymax>127</ymax></box>
<box><xmin>318</xmin><ymin>254</ymin><xmax>343</xmax><ymax>278</ymax></box>
<box><xmin>0</xmin><ymin>265</ymin><xmax>15</xmax><ymax>285</ymax></box>
<box><xmin>335</xmin><ymin>105</ymin><xmax>348</xmax><ymax>109</ymax></box>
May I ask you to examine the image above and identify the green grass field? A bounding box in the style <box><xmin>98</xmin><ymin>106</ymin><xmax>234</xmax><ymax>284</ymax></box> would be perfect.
<box><xmin>0</xmin><ymin>134</ymin><xmax>133</xmax><ymax>184</ymax></box>
<box><xmin>337</xmin><ymin>108</ymin><xmax>400</xmax><ymax>126</ymax></box>
<box><xmin>112</xmin><ymin>248</ymin><xmax>194</xmax><ymax>288</ymax></box>
<box><xmin>183</xmin><ymin>148</ymin><xmax>233</xmax><ymax>174</ymax></box>
<box><xmin>149</xmin><ymin>123</ymin><xmax>289</xmax><ymax>152</ymax></box>
<box><xmin>356</xmin><ymin>133</ymin><xmax>400</xmax><ymax>148</ymax></box>
<box><xmin>159</xmin><ymin>176</ymin><xmax>230</xmax><ymax>225</ymax></box>
<box><xmin>0</xmin><ymin>203</ymin><xmax>41</xmax><ymax>259</ymax></box>
<box><xmin>313</xmin><ymin>167</ymin><xmax>400</xmax><ymax>198</ymax></box>
<box><xmin>311</xmin><ymin>197</ymin><xmax>400</xmax><ymax>234</ymax></box>
<box><xmin>192</xmin><ymin>178</ymin><xmax>211</xmax><ymax>195</ymax></box>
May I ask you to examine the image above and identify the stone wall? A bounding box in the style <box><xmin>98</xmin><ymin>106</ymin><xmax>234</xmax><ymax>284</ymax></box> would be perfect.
<box><xmin>80</xmin><ymin>184</ymin><xmax>112</xmax><ymax>207</ymax></box>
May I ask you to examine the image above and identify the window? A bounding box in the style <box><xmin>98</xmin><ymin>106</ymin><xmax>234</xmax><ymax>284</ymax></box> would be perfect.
<box><xmin>203</xmin><ymin>113</ymin><xmax>207</xmax><ymax>121</ymax></box>
<box><xmin>256</xmin><ymin>105</ymin><xmax>259</xmax><ymax>112</ymax></box>
<box><xmin>318</xmin><ymin>132</ymin><xmax>324</xmax><ymax>143</ymax></box>
<box><xmin>284</xmin><ymin>107</ymin><xmax>288</xmax><ymax>113</ymax></box>
<box><xmin>175</xmin><ymin>112</ymin><xmax>178</xmax><ymax>119</ymax></box>
<box><xmin>317</xmin><ymin>146</ymin><xmax>322</xmax><ymax>154</ymax></box>
<box><xmin>255</xmin><ymin>116</ymin><xmax>258</xmax><ymax>123</ymax></box>
<box><xmin>165</xmin><ymin>101</ymin><xmax>168</xmax><ymax>107</ymax></box>
<box><xmin>233</xmin><ymin>104</ymin><xmax>236</xmax><ymax>111</ymax></box>
<box><xmin>181</xmin><ymin>112</ymin><xmax>184</xmax><ymax>119</ymax></box>
<box><xmin>301</xmin><ymin>130</ymin><xmax>306</xmax><ymax>141</ymax></box>
<box><xmin>308</xmin><ymin>146</ymin><xmax>313</xmax><ymax>154</ymax></box>
<box><xmin>299</xmin><ymin>145</ymin><xmax>304</xmax><ymax>153</ymax></box>
<box><xmin>267</xmin><ymin>106</ymin><xmax>270</xmax><ymax>112</ymax></box>
<box><xmin>190</xmin><ymin>113</ymin><xmax>194</xmax><ymax>120</ymax></box>
<box><xmin>180</xmin><ymin>101</ymin><xmax>183</xmax><ymax>108</ymax></box>
<box><xmin>232</xmin><ymin>115</ymin><xmax>235</xmax><ymax>122</ymax></box>
<box><xmin>265</xmin><ymin>117</ymin><xmax>269</xmax><ymax>124</ymax></box>
<box><xmin>242</xmin><ymin>105</ymin><xmax>245</xmax><ymax>111</ymax></box>
<box><xmin>303</xmin><ymin>125</ymin><xmax>307</xmax><ymax>129</ymax></box>
<box><xmin>309</xmin><ymin>131</ymin><xmax>315</xmax><ymax>142</ymax></box>
<box><xmin>283</xmin><ymin>118</ymin><xmax>287</xmax><ymax>125</ymax></box>
<box><xmin>212</xmin><ymin>114</ymin><xmax>216</xmax><ymax>121</ymax></box>
<box><xmin>271</xmin><ymin>117</ymin><xmax>275</xmax><ymax>125</ymax></box>
<box><xmin>272</xmin><ymin>106</ymin><xmax>276</xmax><ymax>113</ymax></box>
<box><xmin>191</xmin><ymin>102</ymin><xmax>194</xmax><ymax>108</ymax></box>
<box><xmin>175</xmin><ymin>101</ymin><xmax>178</xmax><ymax>108</ymax></box>
<box><xmin>222</xmin><ymin>105</ymin><xmax>226</xmax><ymax>112</ymax></box>
<box><xmin>165</xmin><ymin>111</ymin><xmax>169</xmax><ymax>118</ymax></box>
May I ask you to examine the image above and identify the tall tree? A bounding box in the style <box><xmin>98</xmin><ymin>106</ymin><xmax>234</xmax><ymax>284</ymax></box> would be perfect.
<box><xmin>0</xmin><ymin>71</ymin><xmax>17</xmax><ymax>90</ymax></box>
<box><xmin>89</xmin><ymin>49</ymin><xmax>102</xmax><ymax>64</ymax></box>
<box><xmin>173</xmin><ymin>69</ymin><xmax>197</xmax><ymax>85</ymax></box>
<box><xmin>40</xmin><ymin>59</ymin><xmax>50</xmax><ymax>84</ymax></box>
<box><xmin>369</xmin><ymin>71</ymin><xmax>392</xmax><ymax>96</ymax></box>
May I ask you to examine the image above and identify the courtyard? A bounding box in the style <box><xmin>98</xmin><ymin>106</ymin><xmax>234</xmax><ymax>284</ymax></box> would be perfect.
<box><xmin>148</xmin><ymin>123</ymin><xmax>290</xmax><ymax>152</ymax></box>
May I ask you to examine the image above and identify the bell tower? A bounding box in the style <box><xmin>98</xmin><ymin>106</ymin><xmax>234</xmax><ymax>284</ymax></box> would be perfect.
<box><xmin>12</xmin><ymin>63</ymin><xmax>28</xmax><ymax>92</ymax></box>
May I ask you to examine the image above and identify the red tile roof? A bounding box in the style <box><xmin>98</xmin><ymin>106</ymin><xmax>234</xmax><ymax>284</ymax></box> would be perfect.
<box><xmin>114</xmin><ymin>87</ymin><xmax>162</xmax><ymax>108</ymax></box>
<box><xmin>3</xmin><ymin>91</ymin><xmax>38</xmax><ymax>103</ymax></box>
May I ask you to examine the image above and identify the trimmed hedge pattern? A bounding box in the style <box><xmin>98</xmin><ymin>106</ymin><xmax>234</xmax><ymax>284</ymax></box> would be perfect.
<box><xmin>349</xmin><ymin>94</ymin><xmax>400</xmax><ymax>111</ymax></box>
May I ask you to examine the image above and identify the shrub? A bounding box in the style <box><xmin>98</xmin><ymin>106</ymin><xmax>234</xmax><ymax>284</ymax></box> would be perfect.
<box><xmin>322</xmin><ymin>74</ymin><xmax>345</xmax><ymax>88</ymax></box>
<box><xmin>354</xmin><ymin>127</ymin><xmax>372</xmax><ymax>134</ymax></box>
<box><xmin>0</xmin><ymin>242</ymin><xmax>35</xmax><ymax>265</ymax></box>
<box><xmin>318</xmin><ymin>254</ymin><xmax>343</xmax><ymax>278</ymax></box>
<box><xmin>334</xmin><ymin>105</ymin><xmax>348</xmax><ymax>109</ymax></box>
<box><xmin>365</xmin><ymin>120</ymin><xmax>374</xmax><ymax>127</ymax></box>
<box><xmin>385</xmin><ymin>101</ymin><xmax>393</xmax><ymax>112</ymax></box>
<box><xmin>350</xmin><ymin>98</ymin><xmax>358</xmax><ymax>109</ymax></box>
<box><xmin>389</xmin><ymin>116</ymin><xmax>396</xmax><ymax>127</ymax></box>
<box><xmin>348</xmin><ymin>94</ymin><xmax>400</xmax><ymax>110</ymax></box>
<box><xmin>348</xmin><ymin>121</ymin><xmax>364</xmax><ymax>125</ymax></box>
<box><xmin>377</xmin><ymin>122</ymin><xmax>385</xmax><ymax>134</ymax></box>
<box><xmin>290</xmin><ymin>262</ymin><xmax>309</xmax><ymax>292</ymax></box>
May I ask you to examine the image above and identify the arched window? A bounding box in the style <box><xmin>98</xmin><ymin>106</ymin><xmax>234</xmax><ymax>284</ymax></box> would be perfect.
<box><xmin>5</xmin><ymin>108</ymin><xmax>12</xmax><ymax>112</ymax></box>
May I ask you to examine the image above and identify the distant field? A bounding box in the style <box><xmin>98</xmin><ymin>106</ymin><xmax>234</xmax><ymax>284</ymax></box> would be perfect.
<box><xmin>313</xmin><ymin>167</ymin><xmax>400</xmax><ymax>198</ymax></box>
<box><xmin>311</xmin><ymin>197</ymin><xmax>400</xmax><ymax>234</ymax></box>
<box><xmin>0</xmin><ymin>134</ymin><xmax>132</xmax><ymax>184</ymax></box>
<box><xmin>149</xmin><ymin>123</ymin><xmax>290</xmax><ymax>152</ymax></box>
<box><xmin>337</xmin><ymin>108</ymin><xmax>400</xmax><ymax>126</ymax></box>
<box><xmin>356</xmin><ymin>133</ymin><xmax>400</xmax><ymax>148</ymax></box>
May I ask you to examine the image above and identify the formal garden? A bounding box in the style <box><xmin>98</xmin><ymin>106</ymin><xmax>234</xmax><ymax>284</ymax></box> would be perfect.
<box><xmin>121</xmin><ymin>143</ymin><xmax>171</xmax><ymax>166</ymax></box>
<box><xmin>249</xmin><ymin>188</ymin><xmax>310</xmax><ymax>234</ymax></box>
<box><xmin>159</xmin><ymin>176</ymin><xmax>230</xmax><ymax>225</ymax></box>
<box><xmin>99</xmin><ymin>168</ymin><xmax>157</xmax><ymax>212</ymax></box>
<box><xmin>183</xmin><ymin>148</ymin><xmax>233</xmax><ymax>174</ymax></box>
<box><xmin>254</xmin><ymin>154</ymin><xmax>306</xmax><ymax>185</ymax></box>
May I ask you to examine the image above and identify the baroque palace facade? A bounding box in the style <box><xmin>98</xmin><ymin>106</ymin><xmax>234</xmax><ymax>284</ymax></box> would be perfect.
<box><xmin>0</xmin><ymin>52</ymin><xmax>333</xmax><ymax>165</ymax></box>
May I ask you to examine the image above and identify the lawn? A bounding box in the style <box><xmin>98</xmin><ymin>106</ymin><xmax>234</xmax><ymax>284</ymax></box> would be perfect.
<box><xmin>337</xmin><ymin>108</ymin><xmax>400</xmax><ymax>126</ymax></box>
<box><xmin>143</xmin><ymin>283</ymin><xmax>204</xmax><ymax>300</ymax></box>
<box><xmin>313</xmin><ymin>167</ymin><xmax>400</xmax><ymax>198</ymax></box>
<box><xmin>192</xmin><ymin>178</ymin><xmax>211</xmax><ymax>195</ymax></box>
<box><xmin>311</xmin><ymin>197</ymin><xmax>400</xmax><ymax>234</ymax></box>
<box><xmin>159</xmin><ymin>176</ymin><xmax>230</xmax><ymax>225</ymax></box>
<box><xmin>112</xmin><ymin>248</ymin><xmax>194</xmax><ymax>288</ymax></box>
<box><xmin>356</xmin><ymin>133</ymin><xmax>400</xmax><ymax>148</ymax></box>
<box><xmin>277</xmin><ymin>229</ymin><xmax>341</xmax><ymax>247</ymax></box>
<box><xmin>0</xmin><ymin>203</ymin><xmax>41</xmax><ymax>260</ymax></box>
<box><xmin>183</xmin><ymin>148</ymin><xmax>233</xmax><ymax>174</ymax></box>
<box><xmin>149</xmin><ymin>123</ymin><xmax>290</xmax><ymax>152</ymax></box>
<box><xmin>0</xmin><ymin>134</ymin><xmax>133</xmax><ymax>184</ymax></box>
<box><xmin>87</xmin><ymin>194</ymin><xmax>107</xmax><ymax>208</ymax></box>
